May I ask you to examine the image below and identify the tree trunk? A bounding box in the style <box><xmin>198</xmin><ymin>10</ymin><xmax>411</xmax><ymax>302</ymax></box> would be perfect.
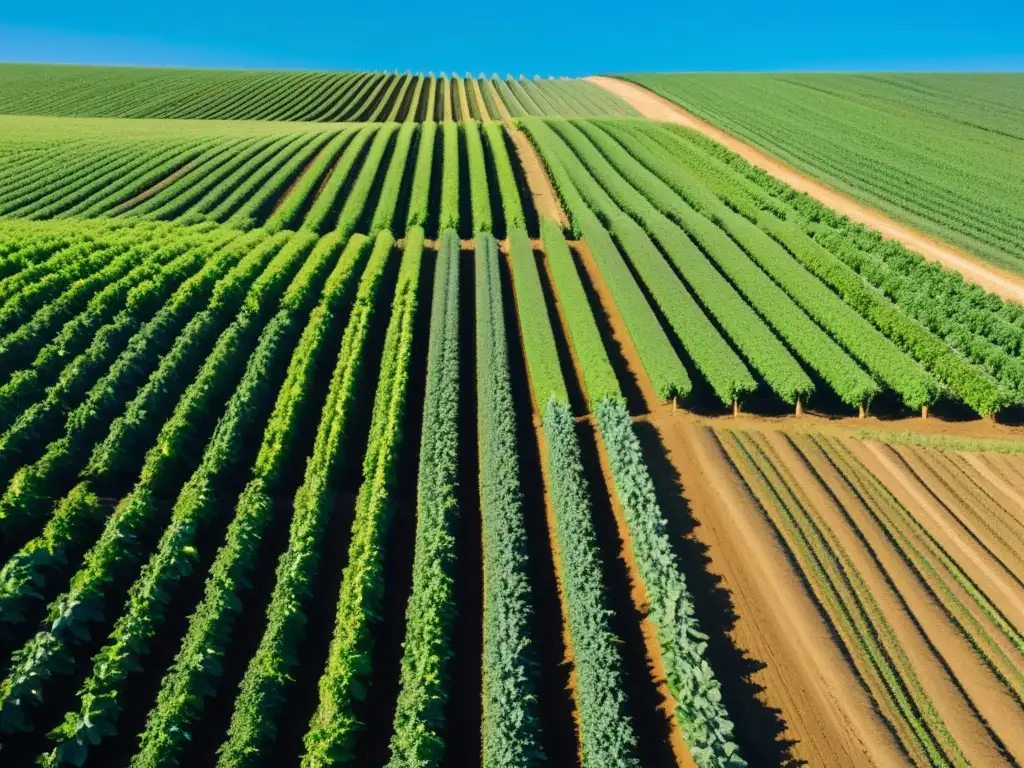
<box><xmin>795</xmin><ymin>397</ymin><xmax>803</xmax><ymax>417</ymax></box>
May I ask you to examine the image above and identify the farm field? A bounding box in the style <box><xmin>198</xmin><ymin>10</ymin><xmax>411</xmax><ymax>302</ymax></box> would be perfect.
<box><xmin>0</xmin><ymin>65</ymin><xmax>1023</xmax><ymax>768</ymax></box>
<box><xmin>620</xmin><ymin>73</ymin><xmax>1024</xmax><ymax>276</ymax></box>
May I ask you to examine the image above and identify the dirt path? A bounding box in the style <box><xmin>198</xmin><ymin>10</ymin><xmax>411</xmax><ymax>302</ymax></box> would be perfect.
<box><xmin>586</xmin><ymin>76</ymin><xmax>1024</xmax><ymax>305</ymax></box>
<box><xmin>506</xmin><ymin>126</ymin><xmax>567</xmax><ymax>228</ymax></box>
<box><xmin>662</xmin><ymin>420</ymin><xmax>904</xmax><ymax>767</ymax></box>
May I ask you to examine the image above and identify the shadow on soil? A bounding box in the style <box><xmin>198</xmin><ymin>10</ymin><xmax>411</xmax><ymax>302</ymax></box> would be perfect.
<box><xmin>634</xmin><ymin>421</ymin><xmax>804</xmax><ymax>768</ymax></box>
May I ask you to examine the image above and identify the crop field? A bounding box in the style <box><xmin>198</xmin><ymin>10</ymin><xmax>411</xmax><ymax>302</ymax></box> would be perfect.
<box><xmin>623</xmin><ymin>74</ymin><xmax>1024</xmax><ymax>275</ymax></box>
<box><xmin>0</xmin><ymin>64</ymin><xmax>1023</xmax><ymax>768</ymax></box>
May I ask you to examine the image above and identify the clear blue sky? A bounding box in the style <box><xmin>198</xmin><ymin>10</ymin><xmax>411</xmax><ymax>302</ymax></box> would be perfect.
<box><xmin>1</xmin><ymin>0</ymin><xmax>1022</xmax><ymax>75</ymax></box>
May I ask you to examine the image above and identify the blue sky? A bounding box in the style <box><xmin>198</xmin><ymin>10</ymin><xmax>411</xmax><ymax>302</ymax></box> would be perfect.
<box><xmin>1</xmin><ymin>0</ymin><xmax>1022</xmax><ymax>74</ymax></box>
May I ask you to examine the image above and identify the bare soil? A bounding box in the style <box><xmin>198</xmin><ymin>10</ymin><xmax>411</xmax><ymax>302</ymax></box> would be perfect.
<box><xmin>795</xmin><ymin>434</ymin><xmax>1024</xmax><ymax>764</ymax></box>
<box><xmin>854</xmin><ymin>440</ymin><xmax>1024</xmax><ymax>632</ymax></box>
<box><xmin>666</xmin><ymin>420</ymin><xmax>904</xmax><ymax>767</ymax></box>
<box><xmin>507</xmin><ymin>127</ymin><xmax>568</xmax><ymax>228</ymax></box>
<box><xmin>587</xmin><ymin>76</ymin><xmax>1024</xmax><ymax>305</ymax></box>
<box><xmin>762</xmin><ymin>431</ymin><xmax>1011</xmax><ymax>766</ymax></box>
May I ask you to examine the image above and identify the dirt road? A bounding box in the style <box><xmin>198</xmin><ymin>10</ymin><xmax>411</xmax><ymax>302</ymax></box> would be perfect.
<box><xmin>586</xmin><ymin>76</ymin><xmax>1024</xmax><ymax>305</ymax></box>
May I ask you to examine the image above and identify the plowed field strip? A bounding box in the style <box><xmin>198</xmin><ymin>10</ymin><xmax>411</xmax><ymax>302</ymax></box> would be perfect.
<box><xmin>797</xmin><ymin>434</ymin><xmax>1024</xmax><ymax>762</ymax></box>
<box><xmin>896</xmin><ymin>446</ymin><xmax>1024</xmax><ymax>582</ymax></box>
<box><xmin>723</xmin><ymin>429</ymin><xmax>960</xmax><ymax>766</ymax></box>
<box><xmin>673</xmin><ymin>421</ymin><xmax>905</xmax><ymax>767</ymax></box>
<box><xmin>819</xmin><ymin>436</ymin><xmax>1024</xmax><ymax>702</ymax></box>
<box><xmin>856</xmin><ymin>440</ymin><xmax>1024</xmax><ymax>632</ymax></box>
<box><xmin>767</xmin><ymin>432</ymin><xmax>1013</xmax><ymax>765</ymax></box>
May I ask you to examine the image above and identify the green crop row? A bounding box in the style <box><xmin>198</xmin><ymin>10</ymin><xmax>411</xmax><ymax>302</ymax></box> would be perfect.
<box><xmin>475</xmin><ymin>232</ymin><xmax>545</xmax><ymax>767</ymax></box>
<box><xmin>542</xmin><ymin>400</ymin><xmax>639</xmax><ymax>767</ymax></box>
<box><xmin>265</xmin><ymin>130</ymin><xmax>353</xmax><ymax>232</ymax></box>
<box><xmin>303</xmin><ymin>125</ymin><xmax>378</xmax><ymax>234</ymax></box>
<box><xmin>439</xmin><ymin>122</ymin><xmax>460</xmax><ymax>233</ymax></box>
<box><xmin>369</xmin><ymin>122</ymin><xmax>417</xmax><ymax>235</ymax></box>
<box><xmin>483</xmin><ymin>122</ymin><xmax>526</xmax><ymax>231</ymax></box>
<box><xmin>0</xmin><ymin>233</ymin><xmax>311</xmax><ymax>737</ymax></box>
<box><xmin>540</xmin><ymin>217</ymin><xmax>620</xmax><ymax>404</ymax></box>
<box><xmin>386</xmin><ymin>230</ymin><xmax>461</xmax><ymax>765</ymax></box>
<box><xmin>507</xmin><ymin>227</ymin><xmax>568</xmax><ymax>407</ymax></box>
<box><xmin>551</xmin><ymin>119</ymin><xmax>873</xmax><ymax>407</ymax></box>
<box><xmin>596</xmin><ymin>399</ymin><xmax>745</xmax><ymax>767</ymax></box>
<box><xmin>585</xmin><ymin>121</ymin><xmax>937</xmax><ymax>409</ymax></box>
<box><xmin>465</xmin><ymin>120</ymin><xmax>492</xmax><ymax>233</ymax></box>
<box><xmin>299</xmin><ymin>229</ymin><xmax>423</xmax><ymax>767</ymax></box>
<box><xmin>574</xmin><ymin>207</ymin><xmax>690</xmax><ymax>401</ymax></box>
<box><xmin>335</xmin><ymin>124</ymin><xmax>398</xmax><ymax>239</ymax></box>
<box><xmin>215</xmin><ymin>232</ymin><xmax>391</xmax><ymax>767</ymax></box>
<box><xmin>406</xmin><ymin>121</ymin><xmax>437</xmax><ymax>229</ymax></box>
<box><xmin>129</xmin><ymin>231</ymin><xmax>368</xmax><ymax>768</ymax></box>
<box><xmin>638</xmin><ymin>123</ymin><xmax>1012</xmax><ymax>416</ymax></box>
<box><xmin>520</xmin><ymin>119</ymin><xmax>761</xmax><ymax>406</ymax></box>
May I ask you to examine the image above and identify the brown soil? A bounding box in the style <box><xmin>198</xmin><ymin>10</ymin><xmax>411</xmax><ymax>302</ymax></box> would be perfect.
<box><xmin>663</xmin><ymin>420</ymin><xmax>904</xmax><ymax>766</ymax></box>
<box><xmin>507</xmin><ymin>127</ymin><xmax>568</xmax><ymax>228</ymax></box>
<box><xmin>763</xmin><ymin>431</ymin><xmax>1011</xmax><ymax>766</ymax></box>
<box><xmin>587</xmin><ymin>76</ymin><xmax>1024</xmax><ymax>305</ymax></box>
<box><xmin>964</xmin><ymin>452</ymin><xmax>1024</xmax><ymax>511</ymax></box>
<box><xmin>851</xmin><ymin>440</ymin><xmax>1024</xmax><ymax>632</ymax></box>
<box><xmin>795</xmin><ymin>434</ymin><xmax>1024</xmax><ymax>764</ymax></box>
<box><xmin>898</xmin><ymin>446</ymin><xmax>1024</xmax><ymax>578</ymax></box>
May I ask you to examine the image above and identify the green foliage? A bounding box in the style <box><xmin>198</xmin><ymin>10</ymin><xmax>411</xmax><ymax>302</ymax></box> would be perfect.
<box><xmin>507</xmin><ymin>227</ymin><xmax>568</xmax><ymax>407</ymax></box>
<box><xmin>483</xmin><ymin>122</ymin><xmax>526</xmax><ymax>231</ymax></box>
<box><xmin>406</xmin><ymin>121</ymin><xmax>437</xmax><ymax>229</ymax></box>
<box><xmin>303</xmin><ymin>125</ymin><xmax>378</xmax><ymax>234</ymax></box>
<box><xmin>439</xmin><ymin>122</ymin><xmax>460</xmax><ymax>233</ymax></box>
<box><xmin>596</xmin><ymin>399</ymin><xmax>745</xmax><ymax>767</ymax></box>
<box><xmin>575</xmin><ymin>207</ymin><xmax>690</xmax><ymax>401</ymax></box>
<box><xmin>464</xmin><ymin>120</ymin><xmax>492</xmax><ymax>234</ymax></box>
<box><xmin>215</xmin><ymin>232</ymin><xmax>392</xmax><ymax>768</ymax></box>
<box><xmin>370</xmin><ymin>122</ymin><xmax>417</xmax><ymax>235</ymax></box>
<box><xmin>298</xmin><ymin>230</ymin><xmax>423</xmax><ymax>767</ymax></box>
<box><xmin>335</xmin><ymin>123</ymin><xmax>398</xmax><ymax>239</ymax></box>
<box><xmin>475</xmin><ymin>233</ymin><xmax>545</xmax><ymax>767</ymax></box>
<box><xmin>521</xmin><ymin>118</ymin><xmax>762</xmax><ymax>406</ymax></box>
<box><xmin>626</xmin><ymin>73</ymin><xmax>1024</xmax><ymax>275</ymax></box>
<box><xmin>540</xmin><ymin>217</ymin><xmax>621</xmax><ymax>404</ymax></box>
<box><xmin>551</xmin><ymin>118</ymin><xmax>871</xmax><ymax>406</ymax></box>
<box><xmin>386</xmin><ymin>230</ymin><xmax>461</xmax><ymax>766</ymax></box>
<box><xmin>0</xmin><ymin>232</ymin><xmax>314</xmax><ymax>738</ymax></box>
<box><xmin>265</xmin><ymin>130</ymin><xmax>353</xmax><ymax>232</ymax></box>
<box><xmin>639</xmin><ymin>121</ymin><xmax>1014</xmax><ymax>416</ymax></box>
<box><xmin>595</xmin><ymin>121</ymin><xmax>937</xmax><ymax>410</ymax></box>
<box><xmin>542</xmin><ymin>400</ymin><xmax>639</xmax><ymax>767</ymax></box>
<box><xmin>130</xmin><ymin>231</ymin><xmax>369</xmax><ymax>768</ymax></box>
